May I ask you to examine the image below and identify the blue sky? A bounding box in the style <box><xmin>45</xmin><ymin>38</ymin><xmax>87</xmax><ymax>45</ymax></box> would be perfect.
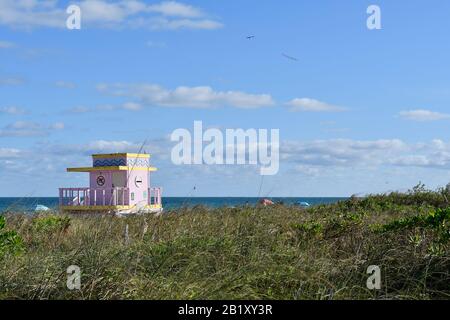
<box><xmin>1</xmin><ymin>0</ymin><xmax>450</xmax><ymax>197</ymax></box>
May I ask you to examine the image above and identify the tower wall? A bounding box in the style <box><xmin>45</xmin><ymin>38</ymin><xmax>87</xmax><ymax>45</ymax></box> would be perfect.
<box><xmin>128</xmin><ymin>170</ymin><xmax>149</xmax><ymax>206</ymax></box>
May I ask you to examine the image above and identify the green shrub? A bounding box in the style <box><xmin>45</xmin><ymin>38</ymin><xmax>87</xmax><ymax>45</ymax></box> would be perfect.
<box><xmin>292</xmin><ymin>221</ymin><xmax>323</xmax><ymax>237</ymax></box>
<box><xmin>32</xmin><ymin>215</ymin><xmax>71</xmax><ymax>234</ymax></box>
<box><xmin>373</xmin><ymin>207</ymin><xmax>450</xmax><ymax>245</ymax></box>
<box><xmin>0</xmin><ymin>216</ymin><xmax>25</xmax><ymax>257</ymax></box>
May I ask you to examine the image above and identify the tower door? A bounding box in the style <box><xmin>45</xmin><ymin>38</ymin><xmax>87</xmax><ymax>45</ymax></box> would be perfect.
<box><xmin>112</xmin><ymin>172</ymin><xmax>127</xmax><ymax>205</ymax></box>
<box><xmin>112</xmin><ymin>172</ymin><xmax>126</xmax><ymax>188</ymax></box>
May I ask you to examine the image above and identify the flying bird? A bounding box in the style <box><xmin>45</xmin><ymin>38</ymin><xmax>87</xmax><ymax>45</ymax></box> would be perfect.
<box><xmin>246</xmin><ymin>35</ymin><xmax>255</xmax><ymax>39</ymax></box>
<box><xmin>282</xmin><ymin>53</ymin><xmax>299</xmax><ymax>61</ymax></box>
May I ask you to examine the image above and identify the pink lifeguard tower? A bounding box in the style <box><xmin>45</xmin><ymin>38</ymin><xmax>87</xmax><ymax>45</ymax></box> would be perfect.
<box><xmin>59</xmin><ymin>153</ymin><xmax>162</xmax><ymax>215</ymax></box>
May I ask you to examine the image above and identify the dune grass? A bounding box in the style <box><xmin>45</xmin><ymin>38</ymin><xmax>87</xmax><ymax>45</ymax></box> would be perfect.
<box><xmin>0</xmin><ymin>186</ymin><xmax>449</xmax><ymax>300</ymax></box>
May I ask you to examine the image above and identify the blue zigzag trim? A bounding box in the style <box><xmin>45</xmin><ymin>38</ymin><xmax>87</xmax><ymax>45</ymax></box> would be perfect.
<box><xmin>93</xmin><ymin>158</ymin><xmax>127</xmax><ymax>167</ymax></box>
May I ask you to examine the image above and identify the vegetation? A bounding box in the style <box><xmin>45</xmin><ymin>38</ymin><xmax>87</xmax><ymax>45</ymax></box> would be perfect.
<box><xmin>0</xmin><ymin>185</ymin><xmax>449</xmax><ymax>300</ymax></box>
<box><xmin>0</xmin><ymin>216</ymin><xmax>24</xmax><ymax>258</ymax></box>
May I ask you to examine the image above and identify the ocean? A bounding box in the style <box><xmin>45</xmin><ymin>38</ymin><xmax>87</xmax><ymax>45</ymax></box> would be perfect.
<box><xmin>0</xmin><ymin>197</ymin><xmax>346</xmax><ymax>213</ymax></box>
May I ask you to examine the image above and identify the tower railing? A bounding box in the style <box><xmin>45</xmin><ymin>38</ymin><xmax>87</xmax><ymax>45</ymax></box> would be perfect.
<box><xmin>59</xmin><ymin>187</ymin><xmax>129</xmax><ymax>207</ymax></box>
<box><xmin>59</xmin><ymin>187</ymin><xmax>162</xmax><ymax>207</ymax></box>
<box><xmin>148</xmin><ymin>187</ymin><xmax>162</xmax><ymax>206</ymax></box>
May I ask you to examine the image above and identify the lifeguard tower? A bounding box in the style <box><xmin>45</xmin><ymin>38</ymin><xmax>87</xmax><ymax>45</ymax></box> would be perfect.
<box><xmin>59</xmin><ymin>153</ymin><xmax>162</xmax><ymax>216</ymax></box>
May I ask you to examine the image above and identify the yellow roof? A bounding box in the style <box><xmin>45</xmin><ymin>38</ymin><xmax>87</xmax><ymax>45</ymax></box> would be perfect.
<box><xmin>67</xmin><ymin>166</ymin><xmax>157</xmax><ymax>172</ymax></box>
<box><xmin>91</xmin><ymin>153</ymin><xmax>150</xmax><ymax>159</ymax></box>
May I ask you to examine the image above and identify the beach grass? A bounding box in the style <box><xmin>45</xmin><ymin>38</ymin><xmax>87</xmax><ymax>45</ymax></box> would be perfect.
<box><xmin>0</xmin><ymin>185</ymin><xmax>449</xmax><ymax>300</ymax></box>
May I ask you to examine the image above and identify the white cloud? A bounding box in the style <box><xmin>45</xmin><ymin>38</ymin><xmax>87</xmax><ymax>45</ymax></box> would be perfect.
<box><xmin>282</xmin><ymin>138</ymin><xmax>450</xmax><ymax>171</ymax></box>
<box><xmin>79</xmin><ymin>0</ymin><xmax>137</xmax><ymax>23</ymax></box>
<box><xmin>79</xmin><ymin>0</ymin><xmax>204</xmax><ymax>22</ymax></box>
<box><xmin>294</xmin><ymin>164</ymin><xmax>321</xmax><ymax>176</ymax></box>
<box><xmin>4</xmin><ymin>136</ymin><xmax>450</xmax><ymax>196</ymax></box>
<box><xmin>0</xmin><ymin>147</ymin><xmax>22</xmax><ymax>158</ymax></box>
<box><xmin>398</xmin><ymin>109</ymin><xmax>450</xmax><ymax>122</ymax></box>
<box><xmin>0</xmin><ymin>121</ymin><xmax>45</xmax><ymax>137</ymax></box>
<box><xmin>66</xmin><ymin>102</ymin><xmax>142</xmax><ymax>113</ymax></box>
<box><xmin>46</xmin><ymin>139</ymin><xmax>168</xmax><ymax>157</ymax></box>
<box><xmin>0</xmin><ymin>121</ymin><xmax>64</xmax><ymax>137</ymax></box>
<box><xmin>0</xmin><ymin>0</ymin><xmax>223</xmax><ymax>30</ymax></box>
<box><xmin>41</xmin><ymin>136</ymin><xmax>447</xmax><ymax>178</ymax></box>
<box><xmin>0</xmin><ymin>0</ymin><xmax>66</xmax><ymax>29</ymax></box>
<box><xmin>287</xmin><ymin>98</ymin><xmax>347</xmax><ymax>112</ymax></box>
<box><xmin>145</xmin><ymin>17</ymin><xmax>223</xmax><ymax>30</ymax></box>
<box><xmin>0</xmin><ymin>106</ymin><xmax>26</xmax><ymax>115</ymax></box>
<box><xmin>147</xmin><ymin>1</ymin><xmax>203</xmax><ymax>18</ymax></box>
<box><xmin>122</xmin><ymin>102</ymin><xmax>142</xmax><ymax>111</ymax></box>
<box><xmin>98</xmin><ymin>83</ymin><xmax>275</xmax><ymax>109</ymax></box>
<box><xmin>0</xmin><ymin>138</ymin><xmax>170</xmax><ymax>182</ymax></box>
<box><xmin>388</xmin><ymin>139</ymin><xmax>450</xmax><ymax>168</ymax></box>
<box><xmin>79</xmin><ymin>140</ymin><xmax>139</xmax><ymax>154</ymax></box>
<box><xmin>282</xmin><ymin>139</ymin><xmax>406</xmax><ymax>167</ymax></box>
